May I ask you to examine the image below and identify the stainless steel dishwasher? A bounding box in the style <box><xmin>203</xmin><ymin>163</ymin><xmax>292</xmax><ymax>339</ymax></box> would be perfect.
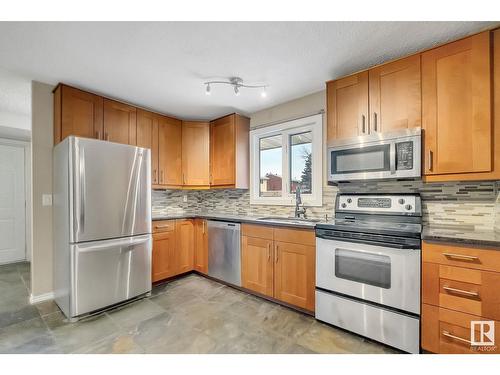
<box><xmin>207</xmin><ymin>220</ymin><xmax>241</xmax><ymax>286</ymax></box>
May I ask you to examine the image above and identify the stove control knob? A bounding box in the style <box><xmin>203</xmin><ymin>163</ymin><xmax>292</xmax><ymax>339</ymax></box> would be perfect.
<box><xmin>399</xmin><ymin>198</ymin><xmax>405</xmax><ymax>205</ymax></box>
<box><xmin>405</xmin><ymin>204</ymin><xmax>412</xmax><ymax>211</ymax></box>
<box><xmin>341</xmin><ymin>203</ymin><xmax>347</xmax><ymax>208</ymax></box>
<box><xmin>347</xmin><ymin>198</ymin><xmax>352</xmax><ymax>203</ymax></box>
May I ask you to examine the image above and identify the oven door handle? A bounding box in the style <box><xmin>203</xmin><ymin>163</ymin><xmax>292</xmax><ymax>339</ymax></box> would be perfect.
<box><xmin>316</xmin><ymin>234</ymin><xmax>420</xmax><ymax>250</ymax></box>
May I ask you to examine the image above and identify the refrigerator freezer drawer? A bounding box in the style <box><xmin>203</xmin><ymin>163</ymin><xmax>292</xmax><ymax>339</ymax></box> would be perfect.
<box><xmin>70</xmin><ymin>234</ymin><xmax>152</xmax><ymax>317</ymax></box>
<box><xmin>315</xmin><ymin>289</ymin><xmax>420</xmax><ymax>353</ymax></box>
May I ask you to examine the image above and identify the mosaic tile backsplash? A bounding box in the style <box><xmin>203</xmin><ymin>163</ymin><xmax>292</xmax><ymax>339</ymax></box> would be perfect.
<box><xmin>152</xmin><ymin>180</ymin><xmax>500</xmax><ymax>231</ymax></box>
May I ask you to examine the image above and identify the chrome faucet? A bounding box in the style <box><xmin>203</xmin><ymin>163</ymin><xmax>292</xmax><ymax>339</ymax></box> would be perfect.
<box><xmin>294</xmin><ymin>185</ymin><xmax>307</xmax><ymax>219</ymax></box>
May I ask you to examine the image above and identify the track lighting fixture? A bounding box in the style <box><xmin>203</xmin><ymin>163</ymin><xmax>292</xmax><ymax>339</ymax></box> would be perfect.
<box><xmin>204</xmin><ymin>77</ymin><xmax>268</xmax><ymax>97</ymax></box>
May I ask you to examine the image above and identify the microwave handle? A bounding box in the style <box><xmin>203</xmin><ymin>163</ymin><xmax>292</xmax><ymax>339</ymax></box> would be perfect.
<box><xmin>390</xmin><ymin>143</ymin><xmax>396</xmax><ymax>174</ymax></box>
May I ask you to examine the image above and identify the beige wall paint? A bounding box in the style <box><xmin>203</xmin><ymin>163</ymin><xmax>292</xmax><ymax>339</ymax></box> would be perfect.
<box><xmin>31</xmin><ymin>81</ymin><xmax>54</xmax><ymax>297</ymax></box>
<box><xmin>250</xmin><ymin>90</ymin><xmax>325</xmax><ymax>129</ymax></box>
<box><xmin>250</xmin><ymin>90</ymin><xmax>328</xmax><ymax>185</ymax></box>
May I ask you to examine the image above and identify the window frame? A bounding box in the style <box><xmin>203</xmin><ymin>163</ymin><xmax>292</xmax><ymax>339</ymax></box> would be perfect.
<box><xmin>250</xmin><ymin>113</ymin><xmax>323</xmax><ymax>206</ymax></box>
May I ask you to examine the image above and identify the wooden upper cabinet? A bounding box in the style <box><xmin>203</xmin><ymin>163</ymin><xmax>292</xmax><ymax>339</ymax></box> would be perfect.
<box><xmin>158</xmin><ymin>116</ymin><xmax>182</xmax><ymax>187</ymax></box>
<box><xmin>326</xmin><ymin>71</ymin><xmax>369</xmax><ymax>142</ymax></box>
<box><xmin>54</xmin><ymin>84</ymin><xmax>103</xmax><ymax>144</ymax></box>
<box><xmin>193</xmin><ymin>219</ymin><xmax>208</xmax><ymax>274</ymax></box>
<box><xmin>137</xmin><ymin>110</ymin><xmax>159</xmax><ymax>185</ymax></box>
<box><xmin>368</xmin><ymin>54</ymin><xmax>421</xmax><ymax>133</ymax></box>
<box><xmin>241</xmin><ymin>235</ymin><xmax>274</xmax><ymax>297</ymax></box>
<box><xmin>210</xmin><ymin>114</ymin><xmax>235</xmax><ymax>186</ymax></box>
<box><xmin>175</xmin><ymin>219</ymin><xmax>194</xmax><ymax>274</ymax></box>
<box><xmin>422</xmin><ymin>31</ymin><xmax>492</xmax><ymax>176</ymax></box>
<box><xmin>210</xmin><ymin>113</ymin><xmax>249</xmax><ymax>188</ymax></box>
<box><xmin>103</xmin><ymin>99</ymin><xmax>137</xmax><ymax>145</ymax></box>
<box><xmin>182</xmin><ymin>121</ymin><xmax>210</xmax><ymax>187</ymax></box>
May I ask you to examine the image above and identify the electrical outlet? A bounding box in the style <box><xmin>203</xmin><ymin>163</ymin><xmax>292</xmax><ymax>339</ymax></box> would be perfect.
<box><xmin>42</xmin><ymin>194</ymin><xmax>52</xmax><ymax>206</ymax></box>
<box><xmin>183</xmin><ymin>195</ymin><xmax>188</xmax><ymax>203</ymax></box>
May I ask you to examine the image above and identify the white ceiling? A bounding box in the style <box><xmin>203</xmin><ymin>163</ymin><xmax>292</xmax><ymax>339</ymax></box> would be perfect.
<box><xmin>0</xmin><ymin>22</ymin><xmax>496</xmax><ymax>120</ymax></box>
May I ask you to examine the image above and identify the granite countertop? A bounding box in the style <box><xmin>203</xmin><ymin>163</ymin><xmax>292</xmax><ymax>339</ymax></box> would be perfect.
<box><xmin>152</xmin><ymin>212</ymin><xmax>319</xmax><ymax>229</ymax></box>
<box><xmin>422</xmin><ymin>225</ymin><xmax>500</xmax><ymax>249</ymax></box>
<box><xmin>153</xmin><ymin>214</ymin><xmax>500</xmax><ymax>247</ymax></box>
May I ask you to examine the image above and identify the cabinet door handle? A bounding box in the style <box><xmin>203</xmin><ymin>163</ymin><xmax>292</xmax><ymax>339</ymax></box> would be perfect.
<box><xmin>267</xmin><ymin>243</ymin><xmax>271</xmax><ymax>261</ymax></box>
<box><xmin>442</xmin><ymin>331</ymin><xmax>472</xmax><ymax>345</ymax></box>
<box><xmin>361</xmin><ymin>114</ymin><xmax>366</xmax><ymax>134</ymax></box>
<box><xmin>373</xmin><ymin>112</ymin><xmax>378</xmax><ymax>132</ymax></box>
<box><xmin>160</xmin><ymin>170</ymin><xmax>164</xmax><ymax>184</ymax></box>
<box><xmin>427</xmin><ymin>150</ymin><xmax>433</xmax><ymax>171</ymax></box>
<box><xmin>104</xmin><ymin>132</ymin><xmax>109</xmax><ymax>141</ymax></box>
<box><xmin>155</xmin><ymin>224</ymin><xmax>171</xmax><ymax>228</ymax></box>
<box><xmin>442</xmin><ymin>253</ymin><xmax>479</xmax><ymax>262</ymax></box>
<box><xmin>443</xmin><ymin>286</ymin><xmax>479</xmax><ymax>298</ymax></box>
<box><xmin>275</xmin><ymin>244</ymin><xmax>279</xmax><ymax>263</ymax></box>
<box><xmin>202</xmin><ymin>220</ymin><xmax>205</xmax><ymax>234</ymax></box>
<box><xmin>153</xmin><ymin>169</ymin><xmax>157</xmax><ymax>184</ymax></box>
<box><xmin>95</xmin><ymin>131</ymin><xmax>101</xmax><ymax>139</ymax></box>
<box><xmin>183</xmin><ymin>173</ymin><xmax>186</xmax><ymax>185</ymax></box>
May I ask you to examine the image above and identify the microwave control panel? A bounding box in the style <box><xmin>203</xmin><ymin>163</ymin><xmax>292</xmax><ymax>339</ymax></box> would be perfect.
<box><xmin>396</xmin><ymin>141</ymin><xmax>413</xmax><ymax>170</ymax></box>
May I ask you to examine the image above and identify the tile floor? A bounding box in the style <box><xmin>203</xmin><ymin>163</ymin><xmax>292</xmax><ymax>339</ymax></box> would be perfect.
<box><xmin>0</xmin><ymin>264</ymin><xmax>400</xmax><ymax>354</ymax></box>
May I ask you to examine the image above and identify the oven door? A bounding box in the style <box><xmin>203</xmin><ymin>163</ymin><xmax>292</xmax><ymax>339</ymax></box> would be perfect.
<box><xmin>316</xmin><ymin>237</ymin><xmax>420</xmax><ymax>314</ymax></box>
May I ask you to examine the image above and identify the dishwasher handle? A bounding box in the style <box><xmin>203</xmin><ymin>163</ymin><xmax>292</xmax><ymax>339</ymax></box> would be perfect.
<box><xmin>207</xmin><ymin>220</ymin><xmax>241</xmax><ymax>230</ymax></box>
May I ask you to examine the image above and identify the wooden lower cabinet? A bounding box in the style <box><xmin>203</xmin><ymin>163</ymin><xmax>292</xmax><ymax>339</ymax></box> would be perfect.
<box><xmin>241</xmin><ymin>236</ymin><xmax>274</xmax><ymax>297</ymax></box>
<box><xmin>175</xmin><ymin>220</ymin><xmax>194</xmax><ymax>274</ymax></box>
<box><xmin>422</xmin><ymin>304</ymin><xmax>500</xmax><ymax>354</ymax></box>
<box><xmin>241</xmin><ymin>224</ymin><xmax>316</xmax><ymax>312</ymax></box>
<box><xmin>422</xmin><ymin>241</ymin><xmax>500</xmax><ymax>353</ymax></box>
<box><xmin>423</xmin><ymin>262</ymin><xmax>500</xmax><ymax>320</ymax></box>
<box><xmin>274</xmin><ymin>241</ymin><xmax>315</xmax><ymax>311</ymax></box>
<box><xmin>152</xmin><ymin>230</ymin><xmax>176</xmax><ymax>282</ymax></box>
<box><xmin>193</xmin><ymin>219</ymin><xmax>208</xmax><ymax>274</ymax></box>
<box><xmin>152</xmin><ymin>219</ymin><xmax>193</xmax><ymax>283</ymax></box>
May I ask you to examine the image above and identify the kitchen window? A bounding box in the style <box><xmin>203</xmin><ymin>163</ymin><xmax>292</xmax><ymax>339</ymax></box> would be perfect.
<box><xmin>250</xmin><ymin>113</ymin><xmax>323</xmax><ymax>206</ymax></box>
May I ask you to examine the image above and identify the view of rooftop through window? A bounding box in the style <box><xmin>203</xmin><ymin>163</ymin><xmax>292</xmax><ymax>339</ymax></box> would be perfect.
<box><xmin>259</xmin><ymin>131</ymin><xmax>312</xmax><ymax>197</ymax></box>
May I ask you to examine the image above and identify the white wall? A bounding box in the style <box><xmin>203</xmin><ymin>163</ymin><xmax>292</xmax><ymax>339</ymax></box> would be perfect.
<box><xmin>30</xmin><ymin>81</ymin><xmax>54</xmax><ymax>298</ymax></box>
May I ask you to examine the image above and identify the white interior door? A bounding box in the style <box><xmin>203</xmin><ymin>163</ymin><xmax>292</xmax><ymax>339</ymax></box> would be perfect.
<box><xmin>0</xmin><ymin>143</ymin><xmax>26</xmax><ymax>264</ymax></box>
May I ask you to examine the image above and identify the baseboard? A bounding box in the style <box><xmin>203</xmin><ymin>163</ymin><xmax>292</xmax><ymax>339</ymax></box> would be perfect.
<box><xmin>30</xmin><ymin>291</ymin><xmax>55</xmax><ymax>304</ymax></box>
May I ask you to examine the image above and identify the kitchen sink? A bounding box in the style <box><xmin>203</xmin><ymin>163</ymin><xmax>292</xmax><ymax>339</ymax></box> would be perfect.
<box><xmin>256</xmin><ymin>216</ymin><xmax>320</xmax><ymax>224</ymax></box>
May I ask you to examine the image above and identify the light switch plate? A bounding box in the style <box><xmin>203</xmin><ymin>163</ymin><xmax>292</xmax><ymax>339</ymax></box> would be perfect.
<box><xmin>42</xmin><ymin>194</ymin><xmax>52</xmax><ymax>206</ymax></box>
<box><xmin>183</xmin><ymin>195</ymin><xmax>188</xmax><ymax>203</ymax></box>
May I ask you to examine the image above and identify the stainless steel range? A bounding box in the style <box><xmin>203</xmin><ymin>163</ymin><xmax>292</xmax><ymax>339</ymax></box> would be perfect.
<box><xmin>315</xmin><ymin>194</ymin><xmax>422</xmax><ymax>353</ymax></box>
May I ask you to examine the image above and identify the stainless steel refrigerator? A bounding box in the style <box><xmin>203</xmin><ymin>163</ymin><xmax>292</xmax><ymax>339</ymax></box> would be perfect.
<box><xmin>53</xmin><ymin>136</ymin><xmax>152</xmax><ymax>320</ymax></box>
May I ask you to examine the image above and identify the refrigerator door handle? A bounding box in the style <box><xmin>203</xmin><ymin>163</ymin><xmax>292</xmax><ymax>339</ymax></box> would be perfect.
<box><xmin>79</xmin><ymin>147</ymin><xmax>86</xmax><ymax>234</ymax></box>
<box><xmin>76</xmin><ymin>235</ymin><xmax>151</xmax><ymax>253</ymax></box>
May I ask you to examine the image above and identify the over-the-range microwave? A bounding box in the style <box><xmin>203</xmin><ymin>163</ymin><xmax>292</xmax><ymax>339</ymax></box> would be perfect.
<box><xmin>327</xmin><ymin>128</ymin><xmax>421</xmax><ymax>183</ymax></box>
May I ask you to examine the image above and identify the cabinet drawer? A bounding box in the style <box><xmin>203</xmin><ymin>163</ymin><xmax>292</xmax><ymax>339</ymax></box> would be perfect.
<box><xmin>274</xmin><ymin>226</ymin><xmax>315</xmax><ymax>246</ymax></box>
<box><xmin>152</xmin><ymin>220</ymin><xmax>175</xmax><ymax>233</ymax></box>
<box><xmin>423</xmin><ymin>241</ymin><xmax>500</xmax><ymax>273</ymax></box>
<box><xmin>423</xmin><ymin>263</ymin><xmax>500</xmax><ymax>320</ymax></box>
<box><xmin>422</xmin><ymin>304</ymin><xmax>500</xmax><ymax>354</ymax></box>
<box><xmin>242</xmin><ymin>223</ymin><xmax>274</xmax><ymax>240</ymax></box>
